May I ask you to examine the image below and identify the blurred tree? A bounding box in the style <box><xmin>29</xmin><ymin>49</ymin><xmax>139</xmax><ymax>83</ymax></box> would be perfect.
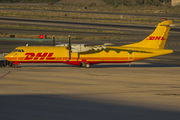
<box><xmin>0</xmin><ymin>0</ymin><xmax>61</xmax><ymax>3</ymax></box>
<box><xmin>136</xmin><ymin>0</ymin><xmax>144</xmax><ymax>5</ymax></box>
<box><xmin>114</xmin><ymin>0</ymin><xmax>119</xmax><ymax>7</ymax></box>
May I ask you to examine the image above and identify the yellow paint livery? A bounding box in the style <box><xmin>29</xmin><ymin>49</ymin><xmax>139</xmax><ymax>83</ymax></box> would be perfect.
<box><xmin>5</xmin><ymin>21</ymin><xmax>173</xmax><ymax>67</ymax></box>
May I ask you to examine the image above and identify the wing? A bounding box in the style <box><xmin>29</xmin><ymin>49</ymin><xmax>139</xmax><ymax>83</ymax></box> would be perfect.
<box><xmin>55</xmin><ymin>43</ymin><xmax>114</xmax><ymax>53</ymax></box>
<box><xmin>72</xmin><ymin>43</ymin><xmax>114</xmax><ymax>53</ymax></box>
<box><xmin>84</xmin><ymin>43</ymin><xmax>114</xmax><ymax>47</ymax></box>
<box><xmin>105</xmin><ymin>47</ymin><xmax>153</xmax><ymax>54</ymax></box>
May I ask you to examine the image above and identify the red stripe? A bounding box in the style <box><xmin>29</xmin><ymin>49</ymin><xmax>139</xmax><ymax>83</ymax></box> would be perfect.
<box><xmin>10</xmin><ymin>60</ymin><xmax>133</xmax><ymax>64</ymax></box>
<box><xmin>9</xmin><ymin>58</ymin><xmax>147</xmax><ymax>64</ymax></box>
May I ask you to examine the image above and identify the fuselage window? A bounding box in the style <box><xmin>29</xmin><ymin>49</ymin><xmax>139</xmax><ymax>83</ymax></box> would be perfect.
<box><xmin>18</xmin><ymin>49</ymin><xmax>21</xmax><ymax>52</ymax></box>
<box><xmin>21</xmin><ymin>49</ymin><xmax>25</xmax><ymax>52</ymax></box>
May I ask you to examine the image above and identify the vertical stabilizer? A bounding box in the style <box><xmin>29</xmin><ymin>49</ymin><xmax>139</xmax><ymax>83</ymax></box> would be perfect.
<box><xmin>122</xmin><ymin>20</ymin><xmax>172</xmax><ymax>49</ymax></box>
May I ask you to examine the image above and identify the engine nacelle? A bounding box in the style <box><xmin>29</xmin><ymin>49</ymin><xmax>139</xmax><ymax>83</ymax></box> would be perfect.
<box><xmin>71</xmin><ymin>44</ymin><xmax>92</xmax><ymax>53</ymax></box>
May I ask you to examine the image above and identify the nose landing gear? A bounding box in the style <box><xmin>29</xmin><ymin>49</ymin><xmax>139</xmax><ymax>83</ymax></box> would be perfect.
<box><xmin>9</xmin><ymin>62</ymin><xmax>19</xmax><ymax>68</ymax></box>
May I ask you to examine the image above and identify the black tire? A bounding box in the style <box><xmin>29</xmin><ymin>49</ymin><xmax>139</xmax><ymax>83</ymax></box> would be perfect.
<box><xmin>13</xmin><ymin>65</ymin><xmax>19</xmax><ymax>68</ymax></box>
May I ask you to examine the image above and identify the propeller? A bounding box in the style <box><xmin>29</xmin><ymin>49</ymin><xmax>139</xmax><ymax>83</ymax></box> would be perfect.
<box><xmin>66</xmin><ymin>35</ymin><xmax>71</xmax><ymax>61</ymax></box>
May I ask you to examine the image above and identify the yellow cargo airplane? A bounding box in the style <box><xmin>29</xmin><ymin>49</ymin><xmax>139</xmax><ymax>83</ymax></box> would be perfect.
<box><xmin>5</xmin><ymin>20</ymin><xmax>173</xmax><ymax>68</ymax></box>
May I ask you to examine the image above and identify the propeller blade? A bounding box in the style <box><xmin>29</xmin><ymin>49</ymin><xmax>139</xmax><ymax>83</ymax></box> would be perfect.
<box><xmin>68</xmin><ymin>35</ymin><xmax>71</xmax><ymax>60</ymax></box>
<box><xmin>52</xmin><ymin>35</ymin><xmax>55</xmax><ymax>46</ymax></box>
<box><xmin>69</xmin><ymin>50</ymin><xmax>71</xmax><ymax>60</ymax></box>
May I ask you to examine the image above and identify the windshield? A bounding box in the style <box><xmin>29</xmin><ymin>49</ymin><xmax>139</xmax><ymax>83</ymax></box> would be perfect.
<box><xmin>12</xmin><ymin>49</ymin><xmax>25</xmax><ymax>52</ymax></box>
<box><xmin>13</xmin><ymin>49</ymin><xmax>18</xmax><ymax>52</ymax></box>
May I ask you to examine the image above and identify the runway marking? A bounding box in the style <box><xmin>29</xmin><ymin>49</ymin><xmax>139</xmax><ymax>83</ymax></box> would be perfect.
<box><xmin>0</xmin><ymin>70</ymin><xmax>10</xmax><ymax>79</ymax></box>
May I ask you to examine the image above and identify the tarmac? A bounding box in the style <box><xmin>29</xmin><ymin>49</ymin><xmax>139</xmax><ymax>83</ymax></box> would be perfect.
<box><xmin>0</xmin><ymin>63</ymin><xmax>180</xmax><ymax>120</ymax></box>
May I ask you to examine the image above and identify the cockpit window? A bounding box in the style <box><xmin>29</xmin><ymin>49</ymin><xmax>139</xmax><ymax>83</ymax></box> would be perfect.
<box><xmin>13</xmin><ymin>49</ymin><xmax>18</xmax><ymax>52</ymax></box>
<box><xmin>12</xmin><ymin>49</ymin><xmax>25</xmax><ymax>52</ymax></box>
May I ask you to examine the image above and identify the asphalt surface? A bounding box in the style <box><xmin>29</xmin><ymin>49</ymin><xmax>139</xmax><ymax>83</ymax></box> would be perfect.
<box><xmin>0</xmin><ymin>63</ymin><xmax>180</xmax><ymax>120</ymax></box>
<box><xmin>0</xmin><ymin>16</ymin><xmax>180</xmax><ymax>33</ymax></box>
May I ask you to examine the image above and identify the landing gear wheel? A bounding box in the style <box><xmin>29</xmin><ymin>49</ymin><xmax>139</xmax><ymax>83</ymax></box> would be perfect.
<box><xmin>12</xmin><ymin>64</ymin><xmax>19</xmax><ymax>68</ymax></box>
<box><xmin>13</xmin><ymin>65</ymin><xmax>18</xmax><ymax>68</ymax></box>
<box><xmin>85</xmin><ymin>63</ymin><xmax>90</xmax><ymax>68</ymax></box>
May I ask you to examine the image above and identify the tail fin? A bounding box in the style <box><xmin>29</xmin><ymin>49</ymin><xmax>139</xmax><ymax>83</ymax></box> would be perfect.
<box><xmin>122</xmin><ymin>20</ymin><xmax>172</xmax><ymax>49</ymax></box>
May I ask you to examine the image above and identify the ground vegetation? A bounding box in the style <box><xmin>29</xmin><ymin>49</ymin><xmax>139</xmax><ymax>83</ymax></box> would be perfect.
<box><xmin>104</xmin><ymin>0</ymin><xmax>171</xmax><ymax>7</ymax></box>
<box><xmin>0</xmin><ymin>0</ymin><xmax>60</xmax><ymax>3</ymax></box>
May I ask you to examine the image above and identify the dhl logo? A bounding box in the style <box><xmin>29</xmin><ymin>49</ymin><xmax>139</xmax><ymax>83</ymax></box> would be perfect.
<box><xmin>146</xmin><ymin>36</ymin><xmax>165</xmax><ymax>40</ymax></box>
<box><xmin>24</xmin><ymin>53</ymin><xmax>56</xmax><ymax>60</ymax></box>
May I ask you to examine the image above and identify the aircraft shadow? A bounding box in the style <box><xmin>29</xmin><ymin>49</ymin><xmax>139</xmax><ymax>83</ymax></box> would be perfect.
<box><xmin>0</xmin><ymin>94</ymin><xmax>180</xmax><ymax>120</ymax></box>
<box><xmin>92</xmin><ymin>63</ymin><xmax>180</xmax><ymax>68</ymax></box>
<box><xmin>19</xmin><ymin>63</ymin><xmax>180</xmax><ymax>68</ymax></box>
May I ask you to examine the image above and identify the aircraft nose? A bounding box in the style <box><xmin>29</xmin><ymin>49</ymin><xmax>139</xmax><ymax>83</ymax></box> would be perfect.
<box><xmin>5</xmin><ymin>53</ymin><xmax>16</xmax><ymax>61</ymax></box>
<box><xmin>5</xmin><ymin>54</ymin><xmax>11</xmax><ymax>61</ymax></box>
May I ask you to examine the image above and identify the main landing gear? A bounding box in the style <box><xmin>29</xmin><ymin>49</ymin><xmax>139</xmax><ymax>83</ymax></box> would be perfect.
<box><xmin>84</xmin><ymin>63</ymin><xmax>90</xmax><ymax>68</ymax></box>
<box><xmin>77</xmin><ymin>62</ymin><xmax>91</xmax><ymax>68</ymax></box>
<box><xmin>9</xmin><ymin>62</ymin><xmax>19</xmax><ymax>68</ymax></box>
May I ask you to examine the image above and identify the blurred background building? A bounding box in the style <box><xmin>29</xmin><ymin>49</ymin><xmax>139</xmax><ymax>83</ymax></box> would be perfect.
<box><xmin>171</xmin><ymin>0</ymin><xmax>180</xmax><ymax>6</ymax></box>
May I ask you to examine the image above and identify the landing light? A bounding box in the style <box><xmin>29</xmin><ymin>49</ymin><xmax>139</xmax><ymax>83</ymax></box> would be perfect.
<box><xmin>39</xmin><ymin>35</ymin><xmax>44</xmax><ymax>39</ymax></box>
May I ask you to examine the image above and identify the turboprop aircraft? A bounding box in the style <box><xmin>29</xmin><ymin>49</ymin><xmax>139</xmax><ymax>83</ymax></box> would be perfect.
<box><xmin>5</xmin><ymin>20</ymin><xmax>173</xmax><ymax>68</ymax></box>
